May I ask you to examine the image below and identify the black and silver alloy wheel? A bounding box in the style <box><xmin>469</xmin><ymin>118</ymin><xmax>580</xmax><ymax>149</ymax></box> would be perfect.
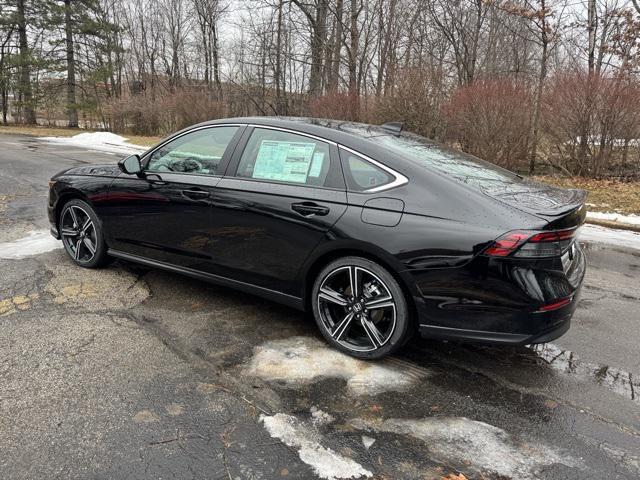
<box><xmin>59</xmin><ymin>199</ymin><xmax>109</xmax><ymax>268</ymax></box>
<box><xmin>61</xmin><ymin>205</ymin><xmax>97</xmax><ymax>262</ymax></box>
<box><xmin>312</xmin><ymin>256</ymin><xmax>411</xmax><ymax>359</ymax></box>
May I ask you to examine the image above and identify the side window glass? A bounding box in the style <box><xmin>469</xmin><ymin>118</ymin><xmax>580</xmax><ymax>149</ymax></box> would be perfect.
<box><xmin>343</xmin><ymin>151</ymin><xmax>393</xmax><ymax>191</ymax></box>
<box><xmin>236</xmin><ymin>128</ymin><xmax>332</xmax><ymax>187</ymax></box>
<box><xmin>146</xmin><ymin>126</ymin><xmax>238</xmax><ymax>175</ymax></box>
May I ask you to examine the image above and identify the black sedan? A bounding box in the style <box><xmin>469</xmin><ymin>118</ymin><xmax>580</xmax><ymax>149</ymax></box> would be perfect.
<box><xmin>48</xmin><ymin>117</ymin><xmax>586</xmax><ymax>359</ymax></box>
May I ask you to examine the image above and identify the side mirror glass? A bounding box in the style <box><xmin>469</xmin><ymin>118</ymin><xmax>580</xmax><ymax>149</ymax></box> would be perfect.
<box><xmin>119</xmin><ymin>154</ymin><xmax>142</xmax><ymax>174</ymax></box>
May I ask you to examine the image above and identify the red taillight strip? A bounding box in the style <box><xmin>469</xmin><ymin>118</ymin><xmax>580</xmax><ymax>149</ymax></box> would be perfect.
<box><xmin>529</xmin><ymin>228</ymin><xmax>577</xmax><ymax>243</ymax></box>
<box><xmin>484</xmin><ymin>227</ymin><xmax>579</xmax><ymax>257</ymax></box>
<box><xmin>483</xmin><ymin>231</ymin><xmax>530</xmax><ymax>257</ymax></box>
<box><xmin>535</xmin><ymin>296</ymin><xmax>572</xmax><ymax>313</ymax></box>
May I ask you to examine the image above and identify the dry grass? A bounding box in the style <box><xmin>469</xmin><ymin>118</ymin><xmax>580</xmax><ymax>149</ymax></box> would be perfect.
<box><xmin>0</xmin><ymin>125</ymin><xmax>161</xmax><ymax>147</ymax></box>
<box><xmin>535</xmin><ymin>175</ymin><xmax>640</xmax><ymax>215</ymax></box>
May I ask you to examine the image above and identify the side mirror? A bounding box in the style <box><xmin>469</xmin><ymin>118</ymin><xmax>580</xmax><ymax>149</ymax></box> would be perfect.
<box><xmin>118</xmin><ymin>154</ymin><xmax>142</xmax><ymax>174</ymax></box>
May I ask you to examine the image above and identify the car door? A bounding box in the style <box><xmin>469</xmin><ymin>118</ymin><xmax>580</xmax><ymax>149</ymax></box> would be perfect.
<box><xmin>103</xmin><ymin>125</ymin><xmax>244</xmax><ymax>271</ymax></box>
<box><xmin>209</xmin><ymin>126</ymin><xmax>348</xmax><ymax>296</ymax></box>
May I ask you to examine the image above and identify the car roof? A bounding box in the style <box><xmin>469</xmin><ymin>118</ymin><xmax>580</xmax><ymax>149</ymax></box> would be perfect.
<box><xmin>201</xmin><ymin>116</ymin><xmax>424</xmax><ymax>148</ymax></box>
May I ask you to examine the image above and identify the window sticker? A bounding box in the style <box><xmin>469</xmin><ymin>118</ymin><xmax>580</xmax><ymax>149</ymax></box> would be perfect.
<box><xmin>253</xmin><ymin>140</ymin><xmax>316</xmax><ymax>183</ymax></box>
<box><xmin>308</xmin><ymin>152</ymin><xmax>325</xmax><ymax>177</ymax></box>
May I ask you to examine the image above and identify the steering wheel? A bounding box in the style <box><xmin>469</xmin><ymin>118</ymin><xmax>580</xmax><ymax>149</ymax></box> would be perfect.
<box><xmin>167</xmin><ymin>156</ymin><xmax>203</xmax><ymax>173</ymax></box>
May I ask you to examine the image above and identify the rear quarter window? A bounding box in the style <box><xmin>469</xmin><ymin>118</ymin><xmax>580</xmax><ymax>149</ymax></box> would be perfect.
<box><xmin>342</xmin><ymin>151</ymin><xmax>394</xmax><ymax>192</ymax></box>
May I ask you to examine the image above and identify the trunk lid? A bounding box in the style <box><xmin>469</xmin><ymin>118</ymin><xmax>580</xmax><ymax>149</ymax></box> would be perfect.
<box><xmin>481</xmin><ymin>178</ymin><xmax>586</xmax><ymax>216</ymax></box>
<box><xmin>480</xmin><ymin>178</ymin><xmax>587</xmax><ymax>223</ymax></box>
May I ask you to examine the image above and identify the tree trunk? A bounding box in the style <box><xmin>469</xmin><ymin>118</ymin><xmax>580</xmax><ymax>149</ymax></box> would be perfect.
<box><xmin>529</xmin><ymin>30</ymin><xmax>548</xmax><ymax>174</ymax></box>
<box><xmin>348</xmin><ymin>0</ymin><xmax>359</xmax><ymax>118</ymax></box>
<box><xmin>65</xmin><ymin>0</ymin><xmax>78</xmax><ymax>127</ymax></box>
<box><xmin>17</xmin><ymin>0</ymin><xmax>36</xmax><ymax>125</ymax></box>
<box><xmin>578</xmin><ymin>0</ymin><xmax>596</xmax><ymax>168</ymax></box>
<box><xmin>275</xmin><ymin>0</ymin><xmax>285</xmax><ymax>113</ymax></box>
<box><xmin>211</xmin><ymin>24</ymin><xmax>222</xmax><ymax>98</ymax></box>
<box><xmin>328</xmin><ymin>0</ymin><xmax>343</xmax><ymax>92</ymax></box>
<box><xmin>308</xmin><ymin>0</ymin><xmax>328</xmax><ymax>96</ymax></box>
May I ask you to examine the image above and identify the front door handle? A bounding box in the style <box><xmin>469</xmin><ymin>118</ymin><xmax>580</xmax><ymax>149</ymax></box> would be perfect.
<box><xmin>291</xmin><ymin>202</ymin><xmax>330</xmax><ymax>217</ymax></box>
<box><xmin>182</xmin><ymin>188</ymin><xmax>210</xmax><ymax>200</ymax></box>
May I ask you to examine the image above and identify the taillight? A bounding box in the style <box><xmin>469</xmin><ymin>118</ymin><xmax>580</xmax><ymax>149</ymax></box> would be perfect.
<box><xmin>483</xmin><ymin>231</ymin><xmax>530</xmax><ymax>256</ymax></box>
<box><xmin>484</xmin><ymin>228</ymin><xmax>578</xmax><ymax>258</ymax></box>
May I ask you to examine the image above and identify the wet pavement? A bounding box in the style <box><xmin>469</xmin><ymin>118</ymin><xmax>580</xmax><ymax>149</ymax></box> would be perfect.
<box><xmin>1</xmin><ymin>133</ymin><xmax>639</xmax><ymax>479</ymax></box>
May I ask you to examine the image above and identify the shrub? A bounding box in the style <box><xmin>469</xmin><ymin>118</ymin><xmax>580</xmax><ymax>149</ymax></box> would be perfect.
<box><xmin>443</xmin><ymin>78</ymin><xmax>532</xmax><ymax>171</ymax></box>
<box><xmin>544</xmin><ymin>71</ymin><xmax>640</xmax><ymax>177</ymax></box>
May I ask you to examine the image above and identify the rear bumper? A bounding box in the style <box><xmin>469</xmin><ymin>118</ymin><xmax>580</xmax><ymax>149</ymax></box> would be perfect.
<box><xmin>419</xmin><ymin>314</ymin><xmax>571</xmax><ymax>346</ymax></box>
<box><xmin>410</xmin><ymin>241</ymin><xmax>585</xmax><ymax>345</ymax></box>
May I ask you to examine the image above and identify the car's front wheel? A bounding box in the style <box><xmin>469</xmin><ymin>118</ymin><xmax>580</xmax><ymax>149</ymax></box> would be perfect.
<box><xmin>59</xmin><ymin>199</ymin><xmax>109</xmax><ymax>268</ymax></box>
<box><xmin>311</xmin><ymin>256</ymin><xmax>412</xmax><ymax>359</ymax></box>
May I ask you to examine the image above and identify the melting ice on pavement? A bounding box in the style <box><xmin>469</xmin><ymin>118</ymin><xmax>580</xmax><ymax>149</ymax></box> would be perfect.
<box><xmin>0</xmin><ymin>230</ymin><xmax>61</xmax><ymax>259</ymax></box>
<box><xmin>579</xmin><ymin>224</ymin><xmax>640</xmax><ymax>251</ymax></box>
<box><xmin>261</xmin><ymin>413</ymin><xmax>372</xmax><ymax>480</ymax></box>
<box><xmin>245</xmin><ymin>336</ymin><xmax>426</xmax><ymax>395</ymax></box>
<box><xmin>351</xmin><ymin>416</ymin><xmax>579</xmax><ymax>479</ymax></box>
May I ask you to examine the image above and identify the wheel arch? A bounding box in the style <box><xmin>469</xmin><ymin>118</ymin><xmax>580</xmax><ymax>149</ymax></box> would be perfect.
<box><xmin>54</xmin><ymin>188</ymin><xmax>94</xmax><ymax>229</ymax></box>
<box><xmin>300</xmin><ymin>243</ymin><xmax>419</xmax><ymax>325</ymax></box>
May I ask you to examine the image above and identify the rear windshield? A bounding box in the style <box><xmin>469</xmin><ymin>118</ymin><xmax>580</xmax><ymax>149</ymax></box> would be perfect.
<box><xmin>335</xmin><ymin>123</ymin><xmax>522</xmax><ymax>189</ymax></box>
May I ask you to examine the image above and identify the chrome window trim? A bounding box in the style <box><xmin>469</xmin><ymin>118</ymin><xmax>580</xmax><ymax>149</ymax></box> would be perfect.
<box><xmin>248</xmin><ymin>124</ymin><xmax>338</xmax><ymax>146</ymax></box>
<box><xmin>339</xmin><ymin>145</ymin><xmax>409</xmax><ymax>193</ymax></box>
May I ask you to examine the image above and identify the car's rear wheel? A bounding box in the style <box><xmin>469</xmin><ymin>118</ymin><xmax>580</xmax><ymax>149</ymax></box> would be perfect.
<box><xmin>59</xmin><ymin>199</ymin><xmax>109</xmax><ymax>268</ymax></box>
<box><xmin>311</xmin><ymin>256</ymin><xmax>411</xmax><ymax>359</ymax></box>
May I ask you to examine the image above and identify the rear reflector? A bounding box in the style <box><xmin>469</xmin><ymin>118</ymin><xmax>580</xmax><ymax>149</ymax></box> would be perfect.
<box><xmin>535</xmin><ymin>297</ymin><xmax>572</xmax><ymax>312</ymax></box>
<box><xmin>484</xmin><ymin>228</ymin><xmax>578</xmax><ymax>258</ymax></box>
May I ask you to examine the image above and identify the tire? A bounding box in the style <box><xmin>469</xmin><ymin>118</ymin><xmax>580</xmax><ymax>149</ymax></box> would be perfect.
<box><xmin>59</xmin><ymin>199</ymin><xmax>110</xmax><ymax>268</ymax></box>
<box><xmin>311</xmin><ymin>256</ymin><xmax>412</xmax><ymax>359</ymax></box>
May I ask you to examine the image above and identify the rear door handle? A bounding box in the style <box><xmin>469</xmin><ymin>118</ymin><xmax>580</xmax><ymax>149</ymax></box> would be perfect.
<box><xmin>182</xmin><ymin>188</ymin><xmax>210</xmax><ymax>199</ymax></box>
<box><xmin>291</xmin><ymin>202</ymin><xmax>330</xmax><ymax>216</ymax></box>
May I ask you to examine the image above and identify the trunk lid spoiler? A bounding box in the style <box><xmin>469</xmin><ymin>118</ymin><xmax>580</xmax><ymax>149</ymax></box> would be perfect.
<box><xmin>481</xmin><ymin>179</ymin><xmax>587</xmax><ymax>223</ymax></box>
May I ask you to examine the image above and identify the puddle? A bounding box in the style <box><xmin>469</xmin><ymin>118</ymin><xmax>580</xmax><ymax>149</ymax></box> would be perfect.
<box><xmin>0</xmin><ymin>230</ymin><xmax>61</xmax><ymax>259</ymax></box>
<box><xmin>530</xmin><ymin>343</ymin><xmax>638</xmax><ymax>403</ymax></box>
<box><xmin>260</xmin><ymin>412</ymin><xmax>372</xmax><ymax>480</ymax></box>
<box><xmin>245</xmin><ymin>336</ymin><xmax>427</xmax><ymax>395</ymax></box>
<box><xmin>351</xmin><ymin>416</ymin><xmax>579</xmax><ymax>479</ymax></box>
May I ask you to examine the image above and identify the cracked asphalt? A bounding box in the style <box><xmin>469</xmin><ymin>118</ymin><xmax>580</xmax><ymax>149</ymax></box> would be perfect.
<box><xmin>1</xmin><ymin>133</ymin><xmax>639</xmax><ymax>480</ymax></box>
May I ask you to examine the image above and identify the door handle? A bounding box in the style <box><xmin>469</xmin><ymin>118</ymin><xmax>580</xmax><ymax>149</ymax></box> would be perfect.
<box><xmin>291</xmin><ymin>202</ymin><xmax>330</xmax><ymax>216</ymax></box>
<box><xmin>182</xmin><ymin>188</ymin><xmax>210</xmax><ymax>199</ymax></box>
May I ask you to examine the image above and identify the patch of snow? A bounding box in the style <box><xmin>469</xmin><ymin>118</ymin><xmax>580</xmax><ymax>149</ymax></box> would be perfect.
<box><xmin>40</xmin><ymin>132</ymin><xmax>146</xmax><ymax>155</ymax></box>
<box><xmin>579</xmin><ymin>224</ymin><xmax>640</xmax><ymax>251</ymax></box>
<box><xmin>0</xmin><ymin>230</ymin><xmax>61</xmax><ymax>259</ymax></box>
<box><xmin>310</xmin><ymin>406</ymin><xmax>335</xmax><ymax>426</ymax></box>
<box><xmin>245</xmin><ymin>337</ymin><xmax>425</xmax><ymax>395</ymax></box>
<box><xmin>351</xmin><ymin>417</ymin><xmax>578</xmax><ymax>479</ymax></box>
<box><xmin>587</xmin><ymin>211</ymin><xmax>640</xmax><ymax>226</ymax></box>
<box><xmin>361</xmin><ymin>436</ymin><xmax>375</xmax><ymax>450</ymax></box>
<box><xmin>261</xmin><ymin>413</ymin><xmax>372</xmax><ymax>480</ymax></box>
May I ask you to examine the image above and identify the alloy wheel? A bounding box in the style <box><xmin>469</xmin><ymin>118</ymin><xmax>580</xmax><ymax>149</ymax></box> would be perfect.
<box><xmin>60</xmin><ymin>205</ymin><xmax>98</xmax><ymax>263</ymax></box>
<box><xmin>317</xmin><ymin>265</ymin><xmax>397</xmax><ymax>352</ymax></box>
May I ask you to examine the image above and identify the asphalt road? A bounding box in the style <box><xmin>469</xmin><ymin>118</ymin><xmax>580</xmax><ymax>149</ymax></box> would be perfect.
<box><xmin>1</xmin><ymin>133</ymin><xmax>639</xmax><ymax>480</ymax></box>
